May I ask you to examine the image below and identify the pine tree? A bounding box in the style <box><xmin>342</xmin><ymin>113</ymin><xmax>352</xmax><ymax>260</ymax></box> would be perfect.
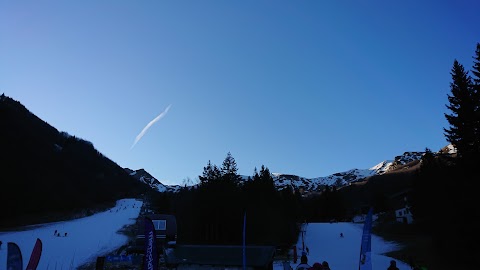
<box><xmin>199</xmin><ymin>160</ymin><xmax>221</xmax><ymax>185</ymax></box>
<box><xmin>444</xmin><ymin>60</ymin><xmax>476</xmax><ymax>161</ymax></box>
<box><xmin>259</xmin><ymin>165</ymin><xmax>276</xmax><ymax>193</ymax></box>
<box><xmin>221</xmin><ymin>152</ymin><xmax>238</xmax><ymax>174</ymax></box>
<box><xmin>471</xmin><ymin>43</ymin><xmax>480</xmax><ymax>155</ymax></box>
<box><xmin>472</xmin><ymin>43</ymin><xmax>480</xmax><ymax>85</ymax></box>
<box><xmin>253</xmin><ymin>167</ymin><xmax>260</xmax><ymax>182</ymax></box>
<box><xmin>411</xmin><ymin>148</ymin><xmax>436</xmax><ymax>224</ymax></box>
<box><xmin>221</xmin><ymin>152</ymin><xmax>240</xmax><ymax>183</ymax></box>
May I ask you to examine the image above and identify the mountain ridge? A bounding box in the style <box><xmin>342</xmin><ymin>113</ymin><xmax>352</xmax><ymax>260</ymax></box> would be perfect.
<box><xmin>128</xmin><ymin>147</ymin><xmax>455</xmax><ymax>194</ymax></box>
<box><xmin>0</xmin><ymin>94</ymin><xmax>152</xmax><ymax>227</ymax></box>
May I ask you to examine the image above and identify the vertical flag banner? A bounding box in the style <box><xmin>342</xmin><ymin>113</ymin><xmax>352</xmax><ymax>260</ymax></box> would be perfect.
<box><xmin>143</xmin><ymin>217</ymin><xmax>158</xmax><ymax>270</ymax></box>
<box><xmin>7</xmin><ymin>242</ymin><xmax>23</xmax><ymax>270</ymax></box>
<box><xmin>293</xmin><ymin>245</ymin><xmax>297</xmax><ymax>263</ymax></box>
<box><xmin>359</xmin><ymin>208</ymin><xmax>373</xmax><ymax>270</ymax></box>
<box><xmin>243</xmin><ymin>211</ymin><xmax>246</xmax><ymax>270</ymax></box>
<box><xmin>26</xmin><ymin>238</ymin><xmax>43</xmax><ymax>270</ymax></box>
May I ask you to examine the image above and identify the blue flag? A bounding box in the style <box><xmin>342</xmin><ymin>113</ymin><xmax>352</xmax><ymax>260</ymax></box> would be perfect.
<box><xmin>143</xmin><ymin>217</ymin><xmax>158</xmax><ymax>270</ymax></box>
<box><xmin>7</xmin><ymin>242</ymin><xmax>23</xmax><ymax>270</ymax></box>
<box><xmin>359</xmin><ymin>208</ymin><xmax>373</xmax><ymax>270</ymax></box>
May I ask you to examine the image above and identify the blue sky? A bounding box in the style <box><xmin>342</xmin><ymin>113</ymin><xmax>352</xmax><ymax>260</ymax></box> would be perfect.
<box><xmin>1</xmin><ymin>1</ymin><xmax>479</xmax><ymax>185</ymax></box>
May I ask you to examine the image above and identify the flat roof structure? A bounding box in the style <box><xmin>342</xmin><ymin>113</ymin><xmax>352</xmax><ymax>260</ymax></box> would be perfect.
<box><xmin>164</xmin><ymin>244</ymin><xmax>276</xmax><ymax>270</ymax></box>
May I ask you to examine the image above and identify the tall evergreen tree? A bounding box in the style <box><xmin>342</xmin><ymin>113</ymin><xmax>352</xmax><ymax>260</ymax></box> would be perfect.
<box><xmin>411</xmin><ymin>148</ymin><xmax>434</xmax><ymax>225</ymax></box>
<box><xmin>221</xmin><ymin>152</ymin><xmax>238</xmax><ymax>174</ymax></box>
<box><xmin>221</xmin><ymin>152</ymin><xmax>240</xmax><ymax>183</ymax></box>
<box><xmin>473</xmin><ymin>43</ymin><xmax>480</xmax><ymax>83</ymax></box>
<box><xmin>438</xmin><ymin>50</ymin><xmax>480</xmax><ymax>263</ymax></box>
<box><xmin>252</xmin><ymin>167</ymin><xmax>260</xmax><ymax>182</ymax></box>
<box><xmin>444</xmin><ymin>60</ymin><xmax>476</xmax><ymax>161</ymax></box>
<box><xmin>259</xmin><ymin>165</ymin><xmax>276</xmax><ymax>194</ymax></box>
<box><xmin>199</xmin><ymin>160</ymin><xmax>221</xmax><ymax>185</ymax></box>
<box><xmin>471</xmin><ymin>43</ymin><xmax>480</xmax><ymax>155</ymax></box>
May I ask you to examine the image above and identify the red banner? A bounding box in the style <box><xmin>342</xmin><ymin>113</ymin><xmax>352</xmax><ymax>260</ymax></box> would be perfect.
<box><xmin>26</xmin><ymin>238</ymin><xmax>43</xmax><ymax>270</ymax></box>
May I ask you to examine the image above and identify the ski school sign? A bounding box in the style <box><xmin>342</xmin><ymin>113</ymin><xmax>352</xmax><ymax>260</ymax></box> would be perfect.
<box><xmin>144</xmin><ymin>217</ymin><xmax>158</xmax><ymax>270</ymax></box>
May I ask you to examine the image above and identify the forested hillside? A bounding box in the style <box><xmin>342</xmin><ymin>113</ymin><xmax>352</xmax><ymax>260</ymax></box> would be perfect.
<box><xmin>147</xmin><ymin>155</ymin><xmax>302</xmax><ymax>249</ymax></box>
<box><xmin>0</xmin><ymin>94</ymin><xmax>152</xmax><ymax>228</ymax></box>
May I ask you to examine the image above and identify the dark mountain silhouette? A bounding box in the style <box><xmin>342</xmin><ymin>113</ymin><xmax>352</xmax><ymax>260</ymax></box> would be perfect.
<box><xmin>0</xmin><ymin>94</ymin><xmax>152</xmax><ymax>228</ymax></box>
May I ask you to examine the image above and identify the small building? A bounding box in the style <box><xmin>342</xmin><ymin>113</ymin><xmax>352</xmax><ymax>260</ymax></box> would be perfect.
<box><xmin>350</xmin><ymin>204</ymin><xmax>372</xmax><ymax>223</ymax></box>
<box><xmin>395</xmin><ymin>205</ymin><xmax>413</xmax><ymax>224</ymax></box>
<box><xmin>352</xmin><ymin>212</ymin><xmax>379</xmax><ymax>223</ymax></box>
<box><xmin>389</xmin><ymin>190</ymin><xmax>414</xmax><ymax>224</ymax></box>
<box><xmin>128</xmin><ymin>214</ymin><xmax>177</xmax><ymax>254</ymax></box>
<box><xmin>164</xmin><ymin>244</ymin><xmax>276</xmax><ymax>270</ymax></box>
<box><xmin>352</xmin><ymin>214</ymin><xmax>366</xmax><ymax>223</ymax></box>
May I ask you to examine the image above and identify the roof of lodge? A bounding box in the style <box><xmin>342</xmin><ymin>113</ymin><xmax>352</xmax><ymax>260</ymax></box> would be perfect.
<box><xmin>164</xmin><ymin>244</ymin><xmax>276</xmax><ymax>267</ymax></box>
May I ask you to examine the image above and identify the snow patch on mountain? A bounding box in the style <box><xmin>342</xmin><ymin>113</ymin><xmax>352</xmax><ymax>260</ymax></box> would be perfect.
<box><xmin>125</xmin><ymin>168</ymin><xmax>182</xmax><ymax>193</ymax></box>
<box><xmin>127</xmin><ymin>144</ymin><xmax>455</xmax><ymax>194</ymax></box>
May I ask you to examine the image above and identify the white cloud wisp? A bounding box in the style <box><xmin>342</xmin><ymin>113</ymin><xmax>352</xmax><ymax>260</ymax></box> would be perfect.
<box><xmin>131</xmin><ymin>104</ymin><xmax>172</xmax><ymax>149</ymax></box>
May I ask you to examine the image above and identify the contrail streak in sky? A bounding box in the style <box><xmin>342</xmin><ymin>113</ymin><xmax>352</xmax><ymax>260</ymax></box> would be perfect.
<box><xmin>131</xmin><ymin>104</ymin><xmax>172</xmax><ymax>149</ymax></box>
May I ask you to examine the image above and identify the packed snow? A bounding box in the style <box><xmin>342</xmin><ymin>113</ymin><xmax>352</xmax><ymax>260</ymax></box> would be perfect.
<box><xmin>1</xmin><ymin>199</ymin><xmax>410</xmax><ymax>270</ymax></box>
<box><xmin>274</xmin><ymin>222</ymin><xmax>411</xmax><ymax>270</ymax></box>
<box><xmin>0</xmin><ymin>198</ymin><xmax>142</xmax><ymax>269</ymax></box>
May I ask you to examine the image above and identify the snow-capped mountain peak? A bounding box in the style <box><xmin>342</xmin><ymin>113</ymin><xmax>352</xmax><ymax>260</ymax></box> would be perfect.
<box><xmin>127</xmin><ymin>145</ymin><xmax>455</xmax><ymax>194</ymax></box>
<box><xmin>125</xmin><ymin>168</ymin><xmax>182</xmax><ymax>193</ymax></box>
